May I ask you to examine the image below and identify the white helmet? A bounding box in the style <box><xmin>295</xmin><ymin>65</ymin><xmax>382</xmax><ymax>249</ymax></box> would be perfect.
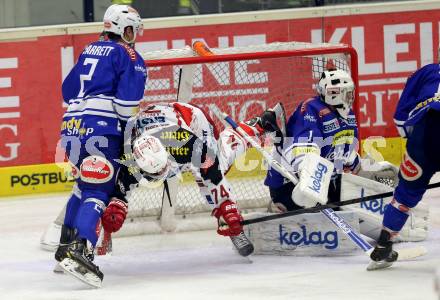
<box><xmin>317</xmin><ymin>69</ymin><xmax>355</xmax><ymax>119</ymax></box>
<box><xmin>132</xmin><ymin>134</ymin><xmax>170</xmax><ymax>183</ymax></box>
<box><xmin>103</xmin><ymin>4</ymin><xmax>143</xmax><ymax>44</ymax></box>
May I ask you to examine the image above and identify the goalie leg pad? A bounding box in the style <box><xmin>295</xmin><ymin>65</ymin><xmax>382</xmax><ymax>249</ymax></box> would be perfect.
<box><xmin>245</xmin><ymin>211</ymin><xmax>360</xmax><ymax>256</ymax></box>
<box><xmin>341</xmin><ymin>173</ymin><xmax>429</xmax><ymax>242</ymax></box>
<box><xmin>41</xmin><ymin>221</ymin><xmax>62</xmax><ymax>252</ymax></box>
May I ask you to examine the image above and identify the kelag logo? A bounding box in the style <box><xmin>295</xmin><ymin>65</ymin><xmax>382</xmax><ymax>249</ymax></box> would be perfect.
<box><xmin>308</xmin><ymin>162</ymin><xmax>328</xmax><ymax>193</ymax></box>
<box><xmin>359</xmin><ymin>188</ymin><xmax>387</xmax><ymax>215</ymax></box>
<box><xmin>279</xmin><ymin>224</ymin><xmax>338</xmax><ymax>249</ymax></box>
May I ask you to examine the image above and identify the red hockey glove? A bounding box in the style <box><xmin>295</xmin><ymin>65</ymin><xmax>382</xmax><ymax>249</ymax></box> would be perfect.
<box><xmin>212</xmin><ymin>200</ymin><xmax>243</xmax><ymax>236</ymax></box>
<box><xmin>102</xmin><ymin>198</ymin><xmax>128</xmax><ymax>233</ymax></box>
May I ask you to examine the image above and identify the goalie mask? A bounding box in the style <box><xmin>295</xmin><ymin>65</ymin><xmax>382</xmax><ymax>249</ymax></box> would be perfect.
<box><xmin>132</xmin><ymin>133</ymin><xmax>170</xmax><ymax>184</ymax></box>
<box><xmin>103</xmin><ymin>4</ymin><xmax>143</xmax><ymax>44</ymax></box>
<box><xmin>317</xmin><ymin>69</ymin><xmax>355</xmax><ymax>119</ymax></box>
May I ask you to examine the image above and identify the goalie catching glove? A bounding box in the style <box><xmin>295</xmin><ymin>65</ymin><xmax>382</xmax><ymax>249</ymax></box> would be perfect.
<box><xmin>355</xmin><ymin>155</ymin><xmax>399</xmax><ymax>187</ymax></box>
<box><xmin>101</xmin><ymin>198</ymin><xmax>128</xmax><ymax>233</ymax></box>
<box><xmin>212</xmin><ymin>200</ymin><xmax>243</xmax><ymax>236</ymax></box>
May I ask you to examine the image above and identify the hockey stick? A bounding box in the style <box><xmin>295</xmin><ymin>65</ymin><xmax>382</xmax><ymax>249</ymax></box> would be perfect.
<box><xmin>221</xmin><ymin>114</ymin><xmax>368</xmax><ymax>239</ymax></box>
<box><xmin>222</xmin><ymin>113</ymin><xmax>428</xmax><ymax>259</ymax></box>
<box><xmin>241</xmin><ymin>180</ymin><xmax>440</xmax><ymax>225</ymax></box>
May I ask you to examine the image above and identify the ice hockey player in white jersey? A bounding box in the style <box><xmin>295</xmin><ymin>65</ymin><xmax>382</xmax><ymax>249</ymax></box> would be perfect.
<box><xmin>119</xmin><ymin>101</ymin><xmax>283</xmax><ymax>257</ymax></box>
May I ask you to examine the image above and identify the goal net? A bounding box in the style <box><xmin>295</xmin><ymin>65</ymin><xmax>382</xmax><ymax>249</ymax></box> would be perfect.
<box><xmin>118</xmin><ymin>41</ymin><xmax>359</xmax><ymax>236</ymax></box>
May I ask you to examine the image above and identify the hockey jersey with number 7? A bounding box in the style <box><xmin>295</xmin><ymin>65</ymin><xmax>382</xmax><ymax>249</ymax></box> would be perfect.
<box><xmin>61</xmin><ymin>40</ymin><xmax>146</xmax><ymax>139</ymax></box>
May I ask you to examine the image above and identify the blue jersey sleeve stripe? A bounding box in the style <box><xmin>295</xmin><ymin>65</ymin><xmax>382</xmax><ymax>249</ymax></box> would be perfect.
<box><xmin>114</xmin><ymin>98</ymin><xmax>143</xmax><ymax>105</ymax></box>
<box><xmin>64</xmin><ymin>110</ymin><xmax>118</xmax><ymax>119</ymax></box>
<box><xmin>394</xmin><ymin>118</ymin><xmax>405</xmax><ymax>125</ymax></box>
<box><xmin>113</xmin><ymin>100</ymin><xmax>140</xmax><ymax>108</ymax></box>
<box><xmin>66</xmin><ymin>107</ymin><xmax>118</xmax><ymax>115</ymax></box>
<box><xmin>115</xmin><ymin>112</ymin><xmax>131</xmax><ymax>121</ymax></box>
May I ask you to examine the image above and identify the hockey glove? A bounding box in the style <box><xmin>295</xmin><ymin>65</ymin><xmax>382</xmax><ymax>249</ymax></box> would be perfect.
<box><xmin>212</xmin><ymin>200</ymin><xmax>243</xmax><ymax>236</ymax></box>
<box><xmin>357</xmin><ymin>157</ymin><xmax>399</xmax><ymax>187</ymax></box>
<box><xmin>102</xmin><ymin>198</ymin><xmax>128</xmax><ymax>233</ymax></box>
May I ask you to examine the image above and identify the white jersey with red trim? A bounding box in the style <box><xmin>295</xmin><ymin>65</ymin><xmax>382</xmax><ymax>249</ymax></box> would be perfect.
<box><xmin>129</xmin><ymin>102</ymin><xmax>252</xmax><ymax>207</ymax></box>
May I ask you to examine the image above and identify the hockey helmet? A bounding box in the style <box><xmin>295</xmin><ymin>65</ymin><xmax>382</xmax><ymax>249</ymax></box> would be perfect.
<box><xmin>132</xmin><ymin>133</ymin><xmax>170</xmax><ymax>184</ymax></box>
<box><xmin>103</xmin><ymin>4</ymin><xmax>143</xmax><ymax>44</ymax></box>
<box><xmin>317</xmin><ymin>69</ymin><xmax>355</xmax><ymax>119</ymax></box>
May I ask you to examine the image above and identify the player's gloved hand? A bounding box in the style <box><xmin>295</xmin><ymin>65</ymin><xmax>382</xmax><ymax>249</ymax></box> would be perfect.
<box><xmin>374</xmin><ymin>161</ymin><xmax>399</xmax><ymax>183</ymax></box>
<box><xmin>212</xmin><ymin>200</ymin><xmax>243</xmax><ymax>236</ymax></box>
<box><xmin>260</xmin><ymin>109</ymin><xmax>284</xmax><ymax>146</ymax></box>
<box><xmin>357</xmin><ymin>156</ymin><xmax>399</xmax><ymax>187</ymax></box>
<box><xmin>101</xmin><ymin>198</ymin><xmax>128</xmax><ymax>233</ymax></box>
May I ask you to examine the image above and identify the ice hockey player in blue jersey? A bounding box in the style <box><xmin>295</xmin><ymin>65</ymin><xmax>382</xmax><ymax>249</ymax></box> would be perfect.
<box><xmin>370</xmin><ymin>63</ymin><xmax>440</xmax><ymax>266</ymax></box>
<box><xmin>55</xmin><ymin>4</ymin><xmax>146</xmax><ymax>287</ymax></box>
<box><xmin>265</xmin><ymin>69</ymin><xmax>398</xmax><ymax>211</ymax></box>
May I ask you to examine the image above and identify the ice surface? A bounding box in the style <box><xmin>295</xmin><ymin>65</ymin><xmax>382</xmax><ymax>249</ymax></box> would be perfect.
<box><xmin>1</xmin><ymin>185</ymin><xmax>440</xmax><ymax>300</ymax></box>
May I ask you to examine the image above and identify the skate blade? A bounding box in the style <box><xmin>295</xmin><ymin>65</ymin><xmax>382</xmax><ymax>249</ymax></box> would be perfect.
<box><xmin>53</xmin><ymin>262</ymin><xmax>65</xmax><ymax>274</ymax></box>
<box><xmin>366</xmin><ymin>246</ymin><xmax>427</xmax><ymax>271</ymax></box>
<box><xmin>59</xmin><ymin>258</ymin><xmax>102</xmax><ymax>288</ymax></box>
<box><xmin>367</xmin><ymin>260</ymin><xmax>394</xmax><ymax>271</ymax></box>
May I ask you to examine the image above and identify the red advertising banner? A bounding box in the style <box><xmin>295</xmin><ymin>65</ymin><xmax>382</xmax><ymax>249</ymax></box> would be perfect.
<box><xmin>1</xmin><ymin>8</ymin><xmax>440</xmax><ymax>167</ymax></box>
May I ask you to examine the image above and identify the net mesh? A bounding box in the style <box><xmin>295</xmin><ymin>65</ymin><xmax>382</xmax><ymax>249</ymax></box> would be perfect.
<box><xmin>125</xmin><ymin>42</ymin><xmax>355</xmax><ymax>230</ymax></box>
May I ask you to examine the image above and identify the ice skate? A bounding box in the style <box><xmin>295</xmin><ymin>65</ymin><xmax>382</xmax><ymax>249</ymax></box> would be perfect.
<box><xmin>59</xmin><ymin>238</ymin><xmax>103</xmax><ymax>288</ymax></box>
<box><xmin>367</xmin><ymin>229</ymin><xmax>398</xmax><ymax>271</ymax></box>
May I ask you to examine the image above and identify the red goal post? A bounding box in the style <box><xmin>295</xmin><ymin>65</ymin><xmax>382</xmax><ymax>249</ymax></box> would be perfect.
<box><xmin>118</xmin><ymin>41</ymin><xmax>359</xmax><ymax>236</ymax></box>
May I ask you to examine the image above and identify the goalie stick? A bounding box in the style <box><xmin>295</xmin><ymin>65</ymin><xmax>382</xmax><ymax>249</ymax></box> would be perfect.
<box><xmin>222</xmin><ymin>113</ymin><xmax>427</xmax><ymax>266</ymax></box>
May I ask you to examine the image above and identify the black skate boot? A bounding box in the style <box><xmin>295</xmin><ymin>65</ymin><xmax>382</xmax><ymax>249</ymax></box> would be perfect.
<box><xmin>367</xmin><ymin>229</ymin><xmax>398</xmax><ymax>271</ymax></box>
<box><xmin>59</xmin><ymin>238</ymin><xmax>104</xmax><ymax>288</ymax></box>
<box><xmin>230</xmin><ymin>231</ymin><xmax>254</xmax><ymax>257</ymax></box>
<box><xmin>55</xmin><ymin>225</ymin><xmax>76</xmax><ymax>262</ymax></box>
<box><xmin>54</xmin><ymin>225</ymin><xmax>76</xmax><ymax>273</ymax></box>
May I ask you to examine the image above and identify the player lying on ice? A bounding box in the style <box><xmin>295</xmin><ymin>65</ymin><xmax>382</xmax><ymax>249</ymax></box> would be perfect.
<box><xmin>117</xmin><ymin>100</ymin><xmax>285</xmax><ymax>256</ymax></box>
<box><xmin>369</xmin><ymin>58</ymin><xmax>440</xmax><ymax>268</ymax></box>
<box><xmin>262</xmin><ymin>68</ymin><xmax>428</xmax><ymax>247</ymax></box>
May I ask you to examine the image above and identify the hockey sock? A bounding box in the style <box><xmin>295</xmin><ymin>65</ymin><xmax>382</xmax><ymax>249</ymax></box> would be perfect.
<box><xmin>64</xmin><ymin>193</ymin><xmax>81</xmax><ymax>229</ymax></box>
<box><xmin>382</xmin><ymin>199</ymin><xmax>410</xmax><ymax>232</ymax></box>
<box><xmin>75</xmin><ymin>196</ymin><xmax>106</xmax><ymax>246</ymax></box>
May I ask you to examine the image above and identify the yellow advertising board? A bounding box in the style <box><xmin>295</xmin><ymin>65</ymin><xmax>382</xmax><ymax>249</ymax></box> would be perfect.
<box><xmin>0</xmin><ymin>163</ymin><xmax>74</xmax><ymax>197</ymax></box>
